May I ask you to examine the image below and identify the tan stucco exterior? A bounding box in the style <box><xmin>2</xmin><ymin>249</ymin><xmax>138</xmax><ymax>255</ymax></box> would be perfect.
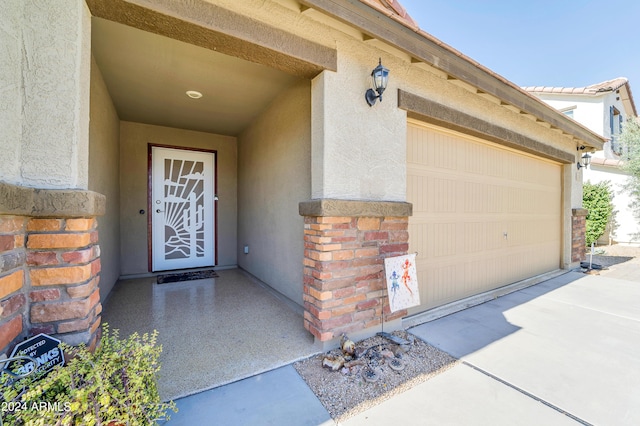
<box><xmin>238</xmin><ymin>80</ymin><xmax>311</xmax><ymax>304</ymax></box>
<box><xmin>311</xmin><ymin>51</ymin><xmax>408</xmax><ymax>201</ymax></box>
<box><xmin>0</xmin><ymin>0</ymin><xmax>607</xmax><ymax>349</ymax></box>
<box><xmin>0</xmin><ymin>1</ymin><xmax>22</xmax><ymax>185</ymax></box>
<box><xmin>89</xmin><ymin>56</ymin><xmax>121</xmax><ymax>300</ymax></box>
<box><xmin>2</xmin><ymin>0</ymin><xmax>92</xmax><ymax>189</ymax></box>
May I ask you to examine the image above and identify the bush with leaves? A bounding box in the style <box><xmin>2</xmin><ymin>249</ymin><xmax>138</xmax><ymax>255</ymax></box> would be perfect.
<box><xmin>0</xmin><ymin>324</ymin><xmax>176</xmax><ymax>425</ymax></box>
<box><xmin>583</xmin><ymin>180</ymin><xmax>615</xmax><ymax>247</ymax></box>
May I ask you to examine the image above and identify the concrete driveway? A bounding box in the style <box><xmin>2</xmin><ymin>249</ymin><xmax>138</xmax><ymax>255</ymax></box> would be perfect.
<box><xmin>345</xmin><ymin>267</ymin><xmax>640</xmax><ymax>426</ymax></box>
<box><xmin>169</xmin><ymin>258</ymin><xmax>640</xmax><ymax>425</ymax></box>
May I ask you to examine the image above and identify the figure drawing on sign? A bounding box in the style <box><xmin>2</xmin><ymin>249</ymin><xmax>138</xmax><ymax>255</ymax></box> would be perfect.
<box><xmin>401</xmin><ymin>258</ymin><xmax>413</xmax><ymax>295</ymax></box>
<box><xmin>384</xmin><ymin>253</ymin><xmax>420</xmax><ymax>313</ymax></box>
<box><xmin>389</xmin><ymin>270</ymin><xmax>400</xmax><ymax>304</ymax></box>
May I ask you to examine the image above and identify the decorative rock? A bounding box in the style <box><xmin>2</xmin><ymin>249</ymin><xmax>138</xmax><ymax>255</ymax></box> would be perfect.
<box><xmin>340</xmin><ymin>333</ymin><xmax>355</xmax><ymax>357</ymax></box>
<box><xmin>322</xmin><ymin>355</ymin><xmax>345</xmax><ymax>371</ymax></box>
<box><xmin>362</xmin><ymin>367</ymin><xmax>379</xmax><ymax>383</ymax></box>
<box><xmin>389</xmin><ymin>358</ymin><xmax>405</xmax><ymax>371</ymax></box>
<box><xmin>380</xmin><ymin>349</ymin><xmax>394</xmax><ymax>359</ymax></box>
<box><xmin>344</xmin><ymin>359</ymin><xmax>365</xmax><ymax>368</ymax></box>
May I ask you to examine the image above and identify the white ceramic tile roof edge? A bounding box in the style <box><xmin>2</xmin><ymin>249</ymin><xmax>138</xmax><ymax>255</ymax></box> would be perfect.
<box><xmin>591</xmin><ymin>156</ymin><xmax>624</xmax><ymax>167</ymax></box>
<box><xmin>522</xmin><ymin>77</ymin><xmax>629</xmax><ymax>95</ymax></box>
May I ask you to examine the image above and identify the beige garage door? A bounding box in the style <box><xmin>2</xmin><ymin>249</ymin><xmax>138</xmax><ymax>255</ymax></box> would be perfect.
<box><xmin>407</xmin><ymin>120</ymin><xmax>561</xmax><ymax>314</ymax></box>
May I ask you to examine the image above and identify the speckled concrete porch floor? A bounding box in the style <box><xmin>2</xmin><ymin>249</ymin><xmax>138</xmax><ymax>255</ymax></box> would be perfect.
<box><xmin>102</xmin><ymin>268</ymin><xmax>320</xmax><ymax>401</ymax></box>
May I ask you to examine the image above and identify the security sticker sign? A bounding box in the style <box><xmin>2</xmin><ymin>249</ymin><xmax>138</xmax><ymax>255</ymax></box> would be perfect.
<box><xmin>6</xmin><ymin>334</ymin><xmax>65</xmax><ymax>376</ymax></box>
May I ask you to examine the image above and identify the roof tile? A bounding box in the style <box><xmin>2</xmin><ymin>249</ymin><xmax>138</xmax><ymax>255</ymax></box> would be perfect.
<box><xmin>358</xmin><ymin>0</ymin><xmax>419</xmax><ymax>29</ymax></box>
<box><xmin>522</xmin><ymin>77</ymin><xmax>629</xmax><ymax>95</ymax></box>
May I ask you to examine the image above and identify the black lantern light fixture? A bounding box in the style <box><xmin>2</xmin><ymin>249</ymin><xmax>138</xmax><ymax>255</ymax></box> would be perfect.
<box><xmin>365</xmin><ymin>58</ymin><xmax>389</xmax><ymax>107</ymax></box>
<box><xmin>577</xmin><ymin>152</ymin><xmax>591</xmax><ymax>169</ymax></box>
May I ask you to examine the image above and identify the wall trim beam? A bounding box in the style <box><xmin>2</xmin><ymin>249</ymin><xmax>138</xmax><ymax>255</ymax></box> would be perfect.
<box><xmin>398</xmin><ymin>90</ymin><xmax>575</xmax><ymax>164</ymax></box>
<box><xmin>87</xmin><ymin>0</ymin><xmax>337</xmax><ymax>79</ymax></box>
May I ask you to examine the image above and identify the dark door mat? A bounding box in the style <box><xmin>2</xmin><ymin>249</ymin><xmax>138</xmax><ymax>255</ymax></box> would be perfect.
<box><xmin>156</xmin><ymin>269</ymin><xmax>218</xmax><ymax>284</ymax></box>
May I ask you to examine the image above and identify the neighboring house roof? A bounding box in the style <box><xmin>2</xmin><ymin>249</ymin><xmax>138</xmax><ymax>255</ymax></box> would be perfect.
<box><xmin>590</xmin><ymin>156</ymin><xmax>624</xmax><ymax>168</ymax></box>
<box><xmin>523</xmin><ymin>77</ymin><xmax>638</xmax><ymax>117</ymax></box>
<box><xmin>523</xmin><ymin>77</ymin><xmax>629</xmax><ymax>95</ymax></box>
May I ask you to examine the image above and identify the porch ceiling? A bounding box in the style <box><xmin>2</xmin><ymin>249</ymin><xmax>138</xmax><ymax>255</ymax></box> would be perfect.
<box><xmin>91</xmin><ymin>18</ymin><xmax>302</xmax><ymax>136</ymax></box>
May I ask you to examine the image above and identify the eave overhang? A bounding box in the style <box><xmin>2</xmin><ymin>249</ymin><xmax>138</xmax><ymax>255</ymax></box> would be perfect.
<box><xmin>300</xmin><ymin>0</ymin><xmax>605</xmax><ymax>150</ymax></box>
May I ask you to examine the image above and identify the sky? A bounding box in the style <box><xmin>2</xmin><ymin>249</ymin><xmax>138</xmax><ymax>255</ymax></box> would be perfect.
<box><xmin>400</xmin><ymin>0</ymin><xmax>640</xmax><ymax>90</ymax></box>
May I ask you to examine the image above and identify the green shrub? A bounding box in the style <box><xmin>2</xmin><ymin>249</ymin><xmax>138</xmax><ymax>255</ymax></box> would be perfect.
<box><xmin>583</xmin><ymin>181</ymin><xmax>614</xmax><ymax>247</ymax></box>
<box><xmin>0</xmin><ymin>324</ymin><xmax>176</xmax><ymax>425</ymax></box>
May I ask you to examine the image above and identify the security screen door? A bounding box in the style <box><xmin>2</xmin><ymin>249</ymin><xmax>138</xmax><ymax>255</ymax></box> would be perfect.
<box><xmin>151</xmin><ymin>146</ymin><xmax>215</xmax><ymax>271</ymax></box>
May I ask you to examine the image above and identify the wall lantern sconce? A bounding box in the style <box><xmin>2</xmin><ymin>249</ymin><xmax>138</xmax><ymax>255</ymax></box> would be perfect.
<box><xmin>365</xmin><ymin>58</ymin><xmax>389</xmax><ymax>107</ymax></box>
<box><xmin>577</xmin><ymin>152</ymin><xmax>591</xmax><ymax>169</ymax></box>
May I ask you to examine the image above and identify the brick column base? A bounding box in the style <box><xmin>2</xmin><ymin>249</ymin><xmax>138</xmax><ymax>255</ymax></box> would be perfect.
<box><xmin>0</xmin><ymin>216</ymin><xmax>27</xmax><ymax>353</ymax></box>
<box><xmin>27</xmin><ymin>218</ymin><xmax>102</xmax><ymax>348</ymax></box>
<box><xmin>0</xmin><ymin>183</ymin><xmax>105</xmax><ymax>355</ymax></box>
<box><xmin>300</xmin><ymin>199</ymin><xmax>412</xmax><ymax>343</ymax></box>
<box><xmin>572</xmin><ymin>208</ymin><xmax>588</xmax><ymax>263</ymax></box>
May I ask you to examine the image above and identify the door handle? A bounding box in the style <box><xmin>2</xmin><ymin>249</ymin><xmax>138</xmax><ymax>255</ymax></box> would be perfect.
<box><xmin>156</xmin><ymin>209</ymin><xmax>164</xmax><ymax>213</ymax></box>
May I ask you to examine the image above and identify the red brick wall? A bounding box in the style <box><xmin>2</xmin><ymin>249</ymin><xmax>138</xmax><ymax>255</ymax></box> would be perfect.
<box><xmin>0</xmin><ymin>215</ymin><xmax>102</xmax><ymax>355</ymax></box>
<box><xmin>303</xmin><ymin>216</ymin><xmax>409</xmax><ymax>341</ymax></box>
<box><xmin>0</xmin><ymin>216</ymin><xmax>27</xmax><ymax>352</ymax></box>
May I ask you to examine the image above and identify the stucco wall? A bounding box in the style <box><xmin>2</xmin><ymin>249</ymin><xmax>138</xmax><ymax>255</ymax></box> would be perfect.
<box><xmin>536</xmin><ymin>91</ymin><xmax>631</xmax><ymax>146</ymax></box>
<box><xmin>123</xmin><ymin>0</ymin><xmax>586</xmax><ymax>212</ymax></box>
<box><xmin>0</xmin><ymin>0</ymin><xmax>22</xmax><ymax>185</ymax></box>
<box><xmin>119</xmin><ymin>122</ymin><xmax>238</xmax><ymax>276</ymax></box>
<box><xmin>3</xmin><ymin>0</ymin><xmax>91</xmax><ymax>189</ymax></box>
<box><xmin>237</xmin><ymin>80</ymin><xmax>311</xmax><ymax>305</ymax></box>
<box><xmin>312</xmin><ymin>49</ymin><xmax>407</xmax><ymax>201</ymax></box>
<box><xmin>89</xmin><ymin>57</ymin><xmax>121</xmax><ymax>301</ymax></box>
<box><xmin>536</xmin><ymin>95</ymin><xmax>606</xmax><ymax>139</ymax></box>
<box><xmin>210</xmin><ymin>0</ymin><xmax>585</xmax><ymax>272</ymax></box>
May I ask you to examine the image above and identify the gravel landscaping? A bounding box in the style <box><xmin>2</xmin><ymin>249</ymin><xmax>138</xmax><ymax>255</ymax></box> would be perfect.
<box><xmin>293</xmin><ymin>330</ymin><xmax>457</xmax><ymax>422</ymax></box>
<box><xmin>587</xmin><ymin>244</ymin><xmax>640</xmax><ymax>268</ymax></box>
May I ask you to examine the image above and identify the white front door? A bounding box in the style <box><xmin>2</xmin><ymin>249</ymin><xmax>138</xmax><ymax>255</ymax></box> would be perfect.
<box><xmin>151</xmin><ymin>147</ymin><xmax>215</xmax><ymax>271</ymax></box>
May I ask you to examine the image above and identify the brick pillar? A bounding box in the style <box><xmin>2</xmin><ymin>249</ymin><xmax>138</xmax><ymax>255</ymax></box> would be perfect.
<box><xmin>299</xmin><ymin>200</ymin><xmax>412</xmax><ymax>343</ymax></box>
<box><xmin>0</xmin><ymin>182</ymin><xmax>105</xmax><ymax>355</ymax></box>
<box><xmin>572</xmin><ymin>208</ymin><xmax>588</xmax><ymax>263</ymax></box>
<box><xmin>0</xmin><ymin>216</ymin><xmax>27</xmax><ymax>353</ymax></box>
<box><xmin>27</xmin><ymin>218</ymin><xmax>102</xmax><ymax>348</ymax></box>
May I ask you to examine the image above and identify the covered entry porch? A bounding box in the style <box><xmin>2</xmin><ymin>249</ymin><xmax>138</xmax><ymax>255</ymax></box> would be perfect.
<box><xmin>87</xmin><ymin>1</ymin><xmax>336</xmax><ymax>399</ymax></box>
<box><xmin>102</xmin><ymin>268</ymin><xmax>319</xmax><ymax>400</ymax></box>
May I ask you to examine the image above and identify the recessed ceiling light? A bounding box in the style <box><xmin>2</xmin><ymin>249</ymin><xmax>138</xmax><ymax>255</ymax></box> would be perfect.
<box><xmin>186</xmin><ymin>90</ymin><xmax>203</xmax><ymax>99</ymax></box>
